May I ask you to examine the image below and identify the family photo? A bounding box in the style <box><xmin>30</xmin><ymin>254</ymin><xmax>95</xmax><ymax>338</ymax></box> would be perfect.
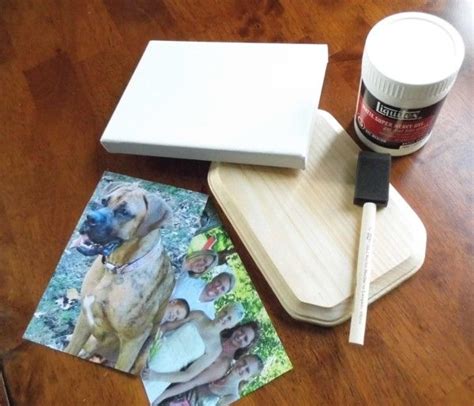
<box><xmin>23</xmin><ymin>172</ymin><xmax>208</xmax><ymax>374</ymax></box>
<box><xmin>142</xmin><ymin>204</ymin><xmax>292</xmax><ymax>405</ymax></box>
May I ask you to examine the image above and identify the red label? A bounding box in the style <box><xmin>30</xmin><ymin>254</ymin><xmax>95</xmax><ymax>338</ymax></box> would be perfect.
<box><xmin>355</xmin><ymin>82</ymin><xmax>445</xmax><ymax>148</ymax></box>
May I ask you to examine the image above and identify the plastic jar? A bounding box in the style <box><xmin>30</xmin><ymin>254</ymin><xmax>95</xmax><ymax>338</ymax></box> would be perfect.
<box><xmin>354</xmin><ymin>12</ymin><xmax>465</xmax><ymax>156</ymax></box>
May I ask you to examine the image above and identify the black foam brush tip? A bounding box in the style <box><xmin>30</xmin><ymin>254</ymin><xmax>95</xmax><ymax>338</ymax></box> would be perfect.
<box><xmin>354</xmin><ymin>151</ymin><xmax>391</xmax><ymax>207</ymax></box>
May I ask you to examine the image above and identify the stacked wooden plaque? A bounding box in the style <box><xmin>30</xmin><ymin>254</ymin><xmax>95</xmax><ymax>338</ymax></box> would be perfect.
<box><xmin>208</xmin><ymin>111</ymin><xmax>426</xmax><ymax>326</ymax></box>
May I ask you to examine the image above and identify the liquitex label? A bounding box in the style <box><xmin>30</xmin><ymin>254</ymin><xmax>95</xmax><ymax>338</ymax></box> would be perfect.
<box><xmin>355</xmin><ymin>82</ymin><xmax>445</xmax><ymax>148</ymax></box>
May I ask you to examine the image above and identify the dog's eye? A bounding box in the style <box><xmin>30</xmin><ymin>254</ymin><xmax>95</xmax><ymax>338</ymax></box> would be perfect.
<box><xmin>117</xmin><ymin>207</ymin><xmax>130</xmax><ymax>216</ymax></box>
<box><xmin>101</xmin><ymin>198</ymin><xmax>108</xmax><ymax>206</ymax></box>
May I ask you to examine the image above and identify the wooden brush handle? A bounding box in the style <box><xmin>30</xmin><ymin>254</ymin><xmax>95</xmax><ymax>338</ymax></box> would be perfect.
<box><xmin>349</xmin><ymin>202</ymin><xmax>376</xmax><ymax>345</ymax></box>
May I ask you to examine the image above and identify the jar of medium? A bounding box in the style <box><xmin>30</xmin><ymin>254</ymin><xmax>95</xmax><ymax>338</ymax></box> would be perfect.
<box><xmin>354</xmin><ymin>12</ymin><xmax>465</xmax><ymax>156</ymax></box>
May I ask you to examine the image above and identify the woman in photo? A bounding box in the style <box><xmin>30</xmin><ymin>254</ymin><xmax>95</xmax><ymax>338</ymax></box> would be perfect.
<box><xmin>143</xmin><ymin>303</ymin><xmax>245</xmax><ymax>400</ymax></box>
<box><xmin>182</xmin><ymin>250</ymin><xmax>218</xmax><ymax>277</ymax></box>
<box><xmin>158</xmin><ymin>354</ymin><xmax>264</xmax><ymax>406</ymax></box>
<box><xmin>153</xmin><ymin>321</ymin><xmax>260</xmax><ymax>404</ymax></box>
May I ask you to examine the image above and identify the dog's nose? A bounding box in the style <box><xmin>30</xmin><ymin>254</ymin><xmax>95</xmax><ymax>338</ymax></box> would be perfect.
<box><xmin>86</xmin><ymin>211</ymin><xmax>105</xmax><ymax>227</ymax></box>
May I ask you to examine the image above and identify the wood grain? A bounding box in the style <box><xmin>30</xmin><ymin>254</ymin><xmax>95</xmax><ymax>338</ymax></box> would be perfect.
<box><xmin>209</xmin><ymin>111</ymin><xmax>427</xmax><ymax>325</ymax></box>
<box><xmin>0</xmin><ymin>1</ymin><xmax>472</xmax><ymax>405</ymax></box>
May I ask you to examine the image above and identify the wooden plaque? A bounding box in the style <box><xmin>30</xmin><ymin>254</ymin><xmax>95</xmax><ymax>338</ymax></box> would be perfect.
<box><xmin>208</xmin><ymin>110</ymin><xmax>426</xmax><ymax>325</ymax></box>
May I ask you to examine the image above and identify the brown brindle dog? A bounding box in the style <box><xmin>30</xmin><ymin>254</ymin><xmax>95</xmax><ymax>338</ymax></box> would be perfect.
<box><xmin>65</xmin><ymin>182</ymin><xmax>175</xmax><ymax>374</ymax></box>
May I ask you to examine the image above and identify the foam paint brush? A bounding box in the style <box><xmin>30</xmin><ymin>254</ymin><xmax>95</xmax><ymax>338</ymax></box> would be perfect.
<box><xmin>349</xmin><ymin>151</ymin><xmax>391</xmax><ymax>345</ymax></box>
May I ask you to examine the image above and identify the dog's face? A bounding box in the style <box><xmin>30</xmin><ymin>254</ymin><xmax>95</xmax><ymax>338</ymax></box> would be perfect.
<box><xmin>74</xmin><ymin>183</ymin><xmax>172</xmax><ymax>256</ymax></box>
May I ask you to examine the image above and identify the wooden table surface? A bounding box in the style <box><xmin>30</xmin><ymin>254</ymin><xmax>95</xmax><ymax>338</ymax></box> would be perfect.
<box><xmin>1</xmin><ymin>1</ymin><xmax>472</xmax><ymax>405</ymax></box>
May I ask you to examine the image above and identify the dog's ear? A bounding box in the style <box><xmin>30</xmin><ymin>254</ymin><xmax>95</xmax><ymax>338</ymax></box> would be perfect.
<box><xmin>103</xmin><ymin>181</ymin><xmax>125</xmax><ymax>196</ymax></box>
<box><xmin>137</xmin><ymin>193</ymin><xmax>172</xmax><ymax>237</ymax></box>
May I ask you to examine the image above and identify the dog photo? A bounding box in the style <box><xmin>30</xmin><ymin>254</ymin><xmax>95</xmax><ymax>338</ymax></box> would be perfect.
<box><xmin>23</xmin><ymin>172</ymin><xmax>208</xmax><ymax>375</ymax></box>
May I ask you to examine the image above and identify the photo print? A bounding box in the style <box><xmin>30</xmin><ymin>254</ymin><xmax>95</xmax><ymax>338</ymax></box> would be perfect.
<box><xmin>142</xmin><ymin>202</ymin><xmax>293</xmax><ymax>405</ymax></box>
<box><xmin>23</xmin><ymin>172</ymin><xmax>207</xmax><ymax>375</ymax></box>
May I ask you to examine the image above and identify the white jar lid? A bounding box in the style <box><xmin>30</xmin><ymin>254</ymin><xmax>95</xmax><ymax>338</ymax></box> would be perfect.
<box><xmin>363</xmin><ymin>12</ymin><xmax>465</xmax><ymax>104</ymax></box>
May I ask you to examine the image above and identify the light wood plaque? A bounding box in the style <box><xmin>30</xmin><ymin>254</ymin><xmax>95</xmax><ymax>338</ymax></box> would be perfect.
<box><xmin>208</xmin><ymin>110</ymin><xmax>426</xmax><ymax>325</ymax></box>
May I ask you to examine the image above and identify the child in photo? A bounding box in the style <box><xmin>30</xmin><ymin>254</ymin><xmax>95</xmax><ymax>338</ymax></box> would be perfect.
<box><xmin>161</xmin><ymin>299</ymin><xmax>190</xmax><ymax>324</ymax></box>
<box><xmin>172</xmin><ymin>271</ymin><xmax>236</xmax><ymax>318</ymax></box>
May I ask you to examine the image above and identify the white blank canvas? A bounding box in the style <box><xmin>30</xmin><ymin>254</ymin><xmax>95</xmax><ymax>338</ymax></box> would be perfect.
<box><xmin>101</xmin><ymin>41</ymin><xmax>328</xmax><ymax>169</ymax></box>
